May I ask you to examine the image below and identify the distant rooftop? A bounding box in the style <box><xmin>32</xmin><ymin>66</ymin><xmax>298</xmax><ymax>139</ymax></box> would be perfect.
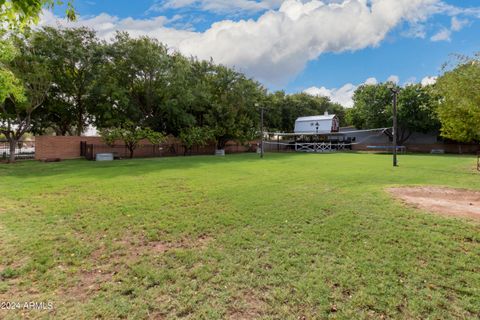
<box><xmin>296</xmin><ymin>112</ymin><xmax>336</xmax><ymax>122</ymax></box>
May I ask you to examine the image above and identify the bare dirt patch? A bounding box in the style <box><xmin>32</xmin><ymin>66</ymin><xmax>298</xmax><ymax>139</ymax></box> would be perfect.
<box><xmin>387</xmin><ymin>186</ymin><xmax>480</xmax><ymax>220</ymax></box>
<box><xmin>66</xmin><ymin>267</ymin><xmax>115</xmax><ymax>302</ymax></box>
<box><xmin>116</xmin><ymin>233</ymin><xmax>213</xmax><ymax>257</ymax></box>
<box><xmin>89</xmin><ymin>233</ymin><xmax>213</xmax><ymax>261</ymax></box>
<box><xmin>227</xmin><ymin>290</ymin><xmax>267</xmax><ymax>320</ymax></box>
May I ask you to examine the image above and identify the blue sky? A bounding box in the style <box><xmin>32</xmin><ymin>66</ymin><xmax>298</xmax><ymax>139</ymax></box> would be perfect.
<box><xmin>47</xmin><ymin>0</ymin><xmax>480</xmax><ymax>107</ymax></box>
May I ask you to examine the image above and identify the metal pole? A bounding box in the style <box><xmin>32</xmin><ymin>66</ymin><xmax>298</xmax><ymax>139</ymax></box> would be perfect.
<box><xmin>392</xmin><ymin>90</ymin><xmax>398</xmax><ymax>167</ymax></box>
<box><xmin>260</xmin><ymin>107</ymin><xmax>264</xmax><ymax>158</ymax></box>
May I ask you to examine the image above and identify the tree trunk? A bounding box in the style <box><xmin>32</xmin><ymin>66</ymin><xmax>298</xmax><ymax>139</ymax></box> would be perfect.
<box><xmin>8</xmin><ymin>139</ymin><xmax>16</xmax><ymax>163</ymax></box>
<box><xmin>76</xmin><ymin>116</ymin><xmax>83</xmax><ymax>136</ymax></box>
<box><xmin>396</xmin><ymin>128</ymin><xmax>412</xmax><ymax>146</ymax></box>
<box><xmin>217</xmin><ymin>138</ymin><xmax>227</xmax><ymax>150</ymax></box>
<box><xmin>128</xmin><ymin>145</ymin><xmax>135</xmax><ymax>158</ymax></box>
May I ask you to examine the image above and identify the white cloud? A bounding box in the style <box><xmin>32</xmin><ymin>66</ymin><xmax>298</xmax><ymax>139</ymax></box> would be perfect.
<box><xmin>426</xmin><ymin>2</ymin><xmax>480</xmax><ymax>18</ymax></box>
<box><xmin>421</xmin><ymin>76</ymin><xmax>437</xmax><ymax>86</ymax></box>
<box><xmin>304</xmin><ymin>74</ymin><xmax>436</xmax><ymax>107</ymax></box>
<box><xmin>364</xmin><ymin>77</ymin><xmax>378</xmax><ymax>85</ymax></box>
<box><xmin>304</xmin><ymin>77</ymin><xmax>379</xmax><ymax>108</ymax></box>
<box><xmin>40</xmin><ymin>0</ymin><xmax>480</xmax><ymax>85</ymax></box>
<box><xmin>38</xmin><ymin>10</ymin><xmax>196</xmax><ymax>46</ymax></box>
<box><xmin>387</xmin><ymin>75</ymin><xmax>400</xmax><ymax>84</ymax></box>
<box><xmin>401</xmin><ymin>22</ymin><xmax>427</xmax><ymax>39</ymax></box>
<box><xmin>451</xmin><ymin>16</ymin><xmax>469</xmax><ymax>31</ymax></box>
<box><xmin>430</xmin><ymin>16</ymin><xmax>470</xmax><ymax>42</ymax></box>
<box><xmin>304</xmin><ymin>83</ymin><xmax>356</xmax><ymax>108</ymax></box>
<box><xmin>430</xmin><ymin>28</ymin><xmax>451</xmax><ymax>41</ymax></box>
<box><xmin>400</xmin><ymin>2</ymin><xmax>479</xmax><ymax>41</ymax></box>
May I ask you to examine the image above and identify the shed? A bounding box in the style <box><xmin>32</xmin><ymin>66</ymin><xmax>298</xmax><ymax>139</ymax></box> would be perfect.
<box><xmin>294</xmin><ymin>112</ymin><xmax>340</xmax><ymax>134</ymax></box>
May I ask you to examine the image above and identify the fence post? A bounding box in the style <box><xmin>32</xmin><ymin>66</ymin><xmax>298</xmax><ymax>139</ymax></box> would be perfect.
<box><xmin>80</xmin><ymin>141</ymin><xmax>86</xmax><ymax>157</ymax></box>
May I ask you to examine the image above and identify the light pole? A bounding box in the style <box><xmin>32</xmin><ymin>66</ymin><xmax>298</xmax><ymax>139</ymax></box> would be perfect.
<box><xmin>389</xmin><ymin>85</ymin><xmax>399</xmax><ymax>167</ymax></box>
<box><xmin>256</xmin><ymin>103</ymin><xmax>264</xmax><ymax>158</ymax></box>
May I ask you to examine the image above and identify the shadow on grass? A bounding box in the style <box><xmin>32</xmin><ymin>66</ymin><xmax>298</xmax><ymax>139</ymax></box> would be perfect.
<box><xmin>0</xmin><ymin>153</ymin><xmax>304</xmax><ymax>180</ymax></box>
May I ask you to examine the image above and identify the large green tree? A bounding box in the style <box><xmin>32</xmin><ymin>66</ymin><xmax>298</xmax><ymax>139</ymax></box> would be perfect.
<box><xmin>0</xmin><ymin>34</ymin><xmax>51</xmax><ymax>162</ymax></box>
<box><xmin>348</xmin><ymin>83</ymin><xmax>393</xmax><ymax>131</ymax></box>
<box><xmin>348</xmin><ymin>82</ymin><xmax>439</xmax><ymax>145</ymax></box>
<box><xmin>204</xmin><ymin>64</ymin><xmax>264</xmax><ymax>150</ymax></box>
<box><xmin>436</xmin><ymin>55</ymin><xmax>480</xmax><ymax>143</ymax></box>
<box><xmin>92</xmin><ymin>33</ymin><xmax>172</xmax><ymax>131</ymax></box>
<box><xmin>31</xmin><ymin>27</ymin><xmax>104</xmax><ymax>135</ymax></box>
<box><xmin>397</xmin><ymin>84</ymin><xmax>440</xmax><ymax>143</ymax></box>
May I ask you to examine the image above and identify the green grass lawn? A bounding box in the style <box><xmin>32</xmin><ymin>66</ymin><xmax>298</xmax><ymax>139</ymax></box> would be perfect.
<box><xmin>0</xmin><ymin>153</ymin><xmax>479</xmax><ymax>319</ymax></box>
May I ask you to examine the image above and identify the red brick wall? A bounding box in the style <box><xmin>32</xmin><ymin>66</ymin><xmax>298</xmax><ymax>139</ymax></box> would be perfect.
<box><xmin>35</xmin><ymin>136</ymin><xmax>259</xmax><ymax>160</ymax></box>
<box><xmin>35</xmin><ymin>136</ymin><xmax>103</xmax><ymax>160</ymax></box>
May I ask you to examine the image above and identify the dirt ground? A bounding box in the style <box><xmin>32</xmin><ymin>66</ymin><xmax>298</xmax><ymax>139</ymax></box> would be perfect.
<box><xmin>387</xmin><ymin>186</ymin><xmax>480</xmax><ymax>221</ymax></box>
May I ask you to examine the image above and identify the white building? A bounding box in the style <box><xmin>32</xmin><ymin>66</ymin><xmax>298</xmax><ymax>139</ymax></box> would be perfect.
<box><xmin>294</xmin><ymin>112</ymin><xmax>339</xmax><ymax>134</ymax></box>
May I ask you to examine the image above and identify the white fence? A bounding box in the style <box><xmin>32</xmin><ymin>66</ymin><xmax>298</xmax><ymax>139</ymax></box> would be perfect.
<box><xmin>294</xmin><ymin>142</ymin><xmax>347</xmax><ymax>153</ymax></box>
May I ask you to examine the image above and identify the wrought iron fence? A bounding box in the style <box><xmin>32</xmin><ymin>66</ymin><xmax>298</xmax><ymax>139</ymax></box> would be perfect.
<box><xmin>82</xmin><ymin>141</ymin><xmax>256</xmax><ymax>160</ymax></box>
<box><xmin>0</xmin><ymin>140</ymin><xmax>35</xmax><ymax>161</ymax></box>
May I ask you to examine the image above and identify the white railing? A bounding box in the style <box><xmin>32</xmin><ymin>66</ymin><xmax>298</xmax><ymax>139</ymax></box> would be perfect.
<box><xmin>295</xmin><ymin>142</ymin><xmax>332</xmax><ymax>152</ymax></box>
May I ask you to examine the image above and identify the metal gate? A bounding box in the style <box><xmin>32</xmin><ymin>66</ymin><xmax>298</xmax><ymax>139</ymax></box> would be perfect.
<box><xmin>0</xmin><ymin>141</ymin><xmax>35</xmax><ymax>160</ymax></box>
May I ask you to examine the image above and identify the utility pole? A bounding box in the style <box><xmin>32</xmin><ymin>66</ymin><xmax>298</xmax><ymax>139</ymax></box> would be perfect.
<box><xmin>260</xmin><ymin>107</ymin><xmax>264</xmax><ymax>159</ymax></box>
<box><xmin>255</xmin><ymin>103</ymin><xmax>264</xmax><ymax>159</ymax></box>
<box><xmin>390</xmin><ymin>87</ymin><xmax>399</xmax><ymax>167</ymax></box>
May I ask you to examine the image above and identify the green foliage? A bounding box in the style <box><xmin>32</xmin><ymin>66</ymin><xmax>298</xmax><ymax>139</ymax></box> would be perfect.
<box><xmin>349</xmin><ymin>83</ymin><xmax>394</xmax><ymax>130</ymax></box>
<box><xmin>436</xmin><ymin>55</ymin><xmax>480</xmax><ymax>143</ymax></box>
<box><xmin>100</xmin><ymin>123</ymin><xmax>165</xmax><ymax>158</ymax></box>
<box><xmin>398</xmin><ymin>84</ymin><xmax>440</xmax><ymax>137</ymax></box>
<box><xmin>0</xmin><ymin>39</ymin><xmax>25</xmax><ymax>104</ymax></box>
<box><xmin>349</xmin><ymin>82</ymin><xmax>440</xmax><ymax>144</ymax></box>
<box><xmin>179</xmin><ymin>126</ymin><xmax>214</xmax><ymax>151</ymax></box>
<box><xmin>95</xmin><ymin>45</ymin><xmax>265</xmax><ymax>149</ymax></box>
<box><xmin>203</xmin><ymin>64</ymin><xmax>265</xmax><ymax>149</ymax></box>
<box><xmin>264</xmin><ymin>91</ymin><xmax>345</xmax><ymax>132</ymax></box>
<box><xmin>0</xmin><ymin>0</ymin><xmax>75</xmax><ymax>29</ymax></box>
<box><xmin>93</xmin><ymin>33</ymin><xmax>175</xmax><ymax>131</ymax></box>
<box><xmin>30</xmin><ymin>27</ymin><xmax>104</xmax><ymax>135</ymax></box>
<box><xmin>1</xmin><ymin>32</ymin><xmax>51</xmax><ymax>162</ymax></box>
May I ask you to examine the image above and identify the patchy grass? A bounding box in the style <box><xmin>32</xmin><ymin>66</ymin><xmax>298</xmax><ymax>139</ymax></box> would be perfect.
<box><xmin>0</xmin><ymin>153</ymin><xmax>479</xmax><ymax>319</ymax></box>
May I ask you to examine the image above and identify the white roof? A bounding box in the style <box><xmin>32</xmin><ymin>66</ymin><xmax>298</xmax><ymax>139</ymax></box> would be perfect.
<box><xmin>296</xmin><ymin>115</ymin><xmax>336</xmax><ymax>122</ymax></box>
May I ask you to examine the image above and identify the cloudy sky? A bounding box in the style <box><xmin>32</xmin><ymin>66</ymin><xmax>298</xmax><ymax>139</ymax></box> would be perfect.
<box><xmin>43</xmin><ymin>0</ymin><xmax>480</xmax><ymax>107</ymax></box>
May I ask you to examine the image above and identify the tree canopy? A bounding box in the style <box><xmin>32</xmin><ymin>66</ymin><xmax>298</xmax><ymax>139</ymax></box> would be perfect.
<box><xmin>348</xmin><ymin>82</ymin><xmax>440</xmax><ymax>145</ymax></box>
<box><xmin>0</xmin><ymin>33</ymin><xmax>51</xmax><ymax>162</ymax></box>
<box><xmin>0</xmin><ymin>0</ymin><xmax>75</xmax><ymax>29</ymax></box>
<box><xmin>436</xmin><ymin>55</ymin><xmax>480</xmax><ymax>143</ymax></box>
<box><xmin>262</xmin><ymin>91</ymin><xmax>345</xmax><ymax>133</ymax></box>
<box><xmin>31</xmin><ymin>27</ymin><xmax>103</xmax><ymax>135</ymax></box>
